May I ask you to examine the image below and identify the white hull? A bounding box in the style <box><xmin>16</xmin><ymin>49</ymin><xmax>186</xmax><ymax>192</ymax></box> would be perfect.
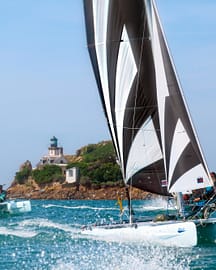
<box><xmin>0</xmin><ymin>200</ymin><xmax>31</xmax><ymax>214</ymax></box>
<box><xmin>81</xmin><ymin>220</ymin><xmax>197</xmax><ymax>247</ymax></box>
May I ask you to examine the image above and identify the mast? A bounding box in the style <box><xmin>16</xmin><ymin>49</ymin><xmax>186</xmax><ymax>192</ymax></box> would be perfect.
<box><xmin>176</xmin><ymin>193</ymin><xmax>185</xmax><ymax>218</ymax></box>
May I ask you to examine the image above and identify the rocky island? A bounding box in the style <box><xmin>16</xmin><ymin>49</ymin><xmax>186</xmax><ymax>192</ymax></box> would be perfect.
<box><xmin>7</xmin><ymin>138</ymin><xmax>151</xmax><ymax>200</ymax></box>
<box><xmin>7</xmin><ymin>180</ymin><xmax>150</xmax><ymax>200</ymax></box>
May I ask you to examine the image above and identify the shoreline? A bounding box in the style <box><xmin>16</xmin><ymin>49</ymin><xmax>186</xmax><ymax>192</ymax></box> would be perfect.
<box><xmin>7</xmin><ymin>183</ymin><xmax>152</xmax><ymax>200</ymax></box>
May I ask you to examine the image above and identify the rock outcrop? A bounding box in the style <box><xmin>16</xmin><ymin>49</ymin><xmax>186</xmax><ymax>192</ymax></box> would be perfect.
<box><xmin>7</xmin><ymin>181</ymin><xmax>152</xmax><ymax>200</ymax></box>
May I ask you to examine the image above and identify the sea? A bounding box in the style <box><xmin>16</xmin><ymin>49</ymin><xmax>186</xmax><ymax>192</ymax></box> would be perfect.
<box><xmin>0</xmin><ymin>198</ymin><xmax>216</xmax><ymax>270</ymax></box>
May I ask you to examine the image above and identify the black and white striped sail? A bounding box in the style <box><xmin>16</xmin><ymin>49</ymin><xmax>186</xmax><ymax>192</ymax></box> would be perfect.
<box><xmin>83</xmin><ymin>0</ymin><xmax>213</xmax><ymax>195</ymax></box>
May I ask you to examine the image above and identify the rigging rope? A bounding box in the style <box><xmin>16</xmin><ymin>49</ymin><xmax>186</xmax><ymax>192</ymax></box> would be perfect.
<box><xmin>187</xmin><ymin>193</ymin><xmax>216</xmax><ymax>220</ymax></box>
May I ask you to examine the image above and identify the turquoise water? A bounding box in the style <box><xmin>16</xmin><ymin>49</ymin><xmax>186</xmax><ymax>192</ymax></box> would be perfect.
<box><xmin>0</xmin><ymin>199</ymin><xmax>216</xmax><ymax>270</ymax></box>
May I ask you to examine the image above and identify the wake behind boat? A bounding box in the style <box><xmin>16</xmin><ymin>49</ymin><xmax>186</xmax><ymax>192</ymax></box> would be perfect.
<box><xmin>82</xmin><ymin>0</ymin><xmax>216</xmax><ymax>247</ymax></box>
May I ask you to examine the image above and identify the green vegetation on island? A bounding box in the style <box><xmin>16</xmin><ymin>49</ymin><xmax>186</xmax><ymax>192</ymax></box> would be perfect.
<box><xmin>67</xmin><ymin>141</ymin><xmax>123</xmax><ymax>188</ymax></box>
<box><xmin>32</xmin><ymin>165</ymin><xmax>64</xmax><ymax>184</ymax></box>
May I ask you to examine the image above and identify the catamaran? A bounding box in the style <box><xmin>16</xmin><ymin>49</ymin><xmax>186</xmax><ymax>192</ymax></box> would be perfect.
<box><xmin>82</xmin><ymin>0</ymin><xmax>216</xmax><ymax>247</ymax></box>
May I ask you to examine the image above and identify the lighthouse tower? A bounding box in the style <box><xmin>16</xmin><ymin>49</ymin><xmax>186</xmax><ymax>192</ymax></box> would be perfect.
<box><xmin>48</xmin><ymin>136</ymin><xmax>63</xmax><ymax>157</ymax></box>
<box><xmin>38</xmin><ymin>136</ymin><xmax>67</xmax><ymax>167</ymax></box>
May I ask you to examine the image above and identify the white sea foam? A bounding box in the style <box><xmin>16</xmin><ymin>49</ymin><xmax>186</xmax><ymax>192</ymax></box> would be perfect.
<box><xmin>108</xmin><ymin>254</ymin><xmax>190</xmax><ymax>270</ymax></box>
<box><xmin>51</xmin><ymin>261</ymin><xmax>75</xmax><ymax>270</ymax></box>
<box><xmin>136</xmin><ymin>198</ymin><xmax>177</xmax><ymax>211</ymax></box>
<box><xmin>50</xmin><ymin>244</ymin><xmax>190</xmax><ymax>270</ymax></box>
<box><xmin>42</xmin><ymin>201</ymin><xmax>176</xmax><ymax>213</ymax></box>
<box><xmin>42</xmin><ymin>203</ymin><xmax>116</xmax><ymax>211</ymax></box>
<box><xmin>18</xmin><ymin>218</ymin><xmax>77</xmax><ymax>233</ymax></box>
<box><xmin>0</xmin><ymin>226</ymin><xmax>37</xmax><ymax>238</ymax></box>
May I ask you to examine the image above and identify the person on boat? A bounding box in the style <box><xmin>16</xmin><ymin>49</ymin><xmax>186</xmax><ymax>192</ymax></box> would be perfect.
<box><xmin>193</xmin><ymin>173</ymin><xmax>216</xmax><ymax>202</ymax></box>
<box><xmin>0</xmin><ymin>185</ymin><xmax>7</xmax><ymax>202</ymax></box>
<box><xmin>203</xmin><ymin>186</ymin><xmax>214</xmax><ymax>200</ymax></box>
<box><xmin>210</xmin><ymin>172</ymin><xmax>216</xmax><ymax>192</ymax></box>
<box><xmin>125</xmin><ymin>186</ymin><xmax>135</xmax><ymax>220</ymax></box>
<box><xmin>188</xmin><ymin>185</ymin><xmax>214</xmax><ymax>214</ymax></box>
<box><xmin>182</xmin><ymin>193</ymin><xmax>191</xmax><ymax>204</ymax></box>
<box><xmin>116</xmin><ymin>193</ymin><xmax>124</xmax><ymax>215</ymax></box>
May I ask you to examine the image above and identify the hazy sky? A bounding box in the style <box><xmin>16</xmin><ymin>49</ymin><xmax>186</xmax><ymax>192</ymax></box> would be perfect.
<box><xmin>1</xmin><ymin>0</ymin><xmax>216</xmax><ymax>187</ymax></box>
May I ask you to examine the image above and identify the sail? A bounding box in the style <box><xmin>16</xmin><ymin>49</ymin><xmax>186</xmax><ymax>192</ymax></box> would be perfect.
<box><xmin>83</xmin><ymin>0</ymin><xmax>213</xmax><ymax>195</ymax></box>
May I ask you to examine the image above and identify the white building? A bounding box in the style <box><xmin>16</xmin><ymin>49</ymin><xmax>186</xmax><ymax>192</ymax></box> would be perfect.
<box><xmin>66</xmin><ymin>167</ymin><xmax>80</xmax><ymax>184</ymax></box>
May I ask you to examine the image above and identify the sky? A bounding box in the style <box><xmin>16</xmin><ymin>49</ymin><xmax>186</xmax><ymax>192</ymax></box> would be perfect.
<box><xmin>0</xmin><ymin>0</ymin><xmax>216</xmax><ymax>187</ymax></box>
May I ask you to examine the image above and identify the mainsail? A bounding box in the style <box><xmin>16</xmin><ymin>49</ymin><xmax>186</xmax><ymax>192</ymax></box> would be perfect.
<box><xmin>83</xmin><ymin>0</ymin><xmax>213</xmax><ymax>196</ymax></box>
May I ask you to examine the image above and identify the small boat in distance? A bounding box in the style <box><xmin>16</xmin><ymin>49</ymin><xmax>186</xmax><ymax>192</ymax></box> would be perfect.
<box><xmin>0</xmin><ymin>185</ymin><xmax>31</xmax><ymax>215</ymax></box>
<box><xmin>82</xmin><ymin>0</ymin><xmax>216</xmax><ymax>247</ymax></box>
<box><xmin>0</xmin><ymin>200</ymin><xmax>31</xmax><ymax>215</ymax></box>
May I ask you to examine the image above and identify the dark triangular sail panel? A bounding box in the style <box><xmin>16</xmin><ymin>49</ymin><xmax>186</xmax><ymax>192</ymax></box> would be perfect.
<box><xmin>83</xmin><ymin>0</ymin><xmax>213</xmax><ymax>196</ymax></box>
<box><xmin>151</xmin><ymin>2</ymin><xmax>212</xmax><ymax>192</ymax></box>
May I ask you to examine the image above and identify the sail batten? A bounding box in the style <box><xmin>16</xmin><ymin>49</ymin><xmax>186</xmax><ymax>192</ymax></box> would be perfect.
<box><xmin>83</xmin><ymin>0</ymin><xmax>213</xmax><ymax>196</ymax></box>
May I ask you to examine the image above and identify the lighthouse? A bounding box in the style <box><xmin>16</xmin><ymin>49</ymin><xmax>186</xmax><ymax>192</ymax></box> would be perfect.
<box><xmin>48</xmin><ymin>136</ymin><xmax>63</xmax><ymax>157</ymax></box>
<box><xmin>38</xmin><ymin>136</ymin><xmax>67</xmax><ymax>166</ymax></box>
<box><xmin>37</xmin><ymin>136</ymin><xmax>79</xmax><ymax>184</ymax></box>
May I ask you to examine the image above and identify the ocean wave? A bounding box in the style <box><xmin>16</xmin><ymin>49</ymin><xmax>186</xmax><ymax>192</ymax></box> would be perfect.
<box><xmin>42</xmin><ymin>203</ymin><xmax>117</xmax><ymax>211</ymax></box>
<box><xmin>0</xmin><ymin>226</ymin><xmax>37</xmax><ymax>238</ymax></box>
<box><xmin>18</xmin><ymin>218</ymin><xmax>77</xmax><ymax>233</ymax></box>
<box><xmin>41</xmin><ymin>202</ymin><xmax>176</xmax><ymax>212</ymax></box>
<box><xmin>135</xmin><ymin>198</ymin><xmax>177</xmax><ymax>212</ymax></box>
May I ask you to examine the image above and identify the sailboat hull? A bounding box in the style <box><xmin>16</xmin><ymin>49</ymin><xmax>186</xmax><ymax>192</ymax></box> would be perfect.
<box><xmin>81</xmin><ymin>220</ymin><xmax>197</xmax><ymax>247</ymax></box>
<box><xmin>194</xmin><ymin>218</ymin><xmax>216</xmax><ymax>244</ymax></box>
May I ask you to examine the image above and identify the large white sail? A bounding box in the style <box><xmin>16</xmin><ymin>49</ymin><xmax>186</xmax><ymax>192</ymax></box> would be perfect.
<box><xmin>83</xmin><ymin>0</ymin><xmax>213</xmax><ymax>195</ymax></box>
